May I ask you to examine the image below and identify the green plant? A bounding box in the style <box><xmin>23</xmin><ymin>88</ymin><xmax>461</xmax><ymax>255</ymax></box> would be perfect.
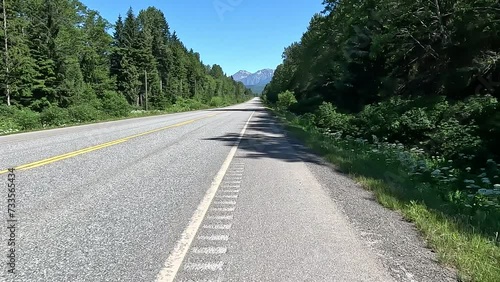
<box><xmin>40</xmin><ymin>106</ymin><xmax>71</xmax><ymax>126</ymax></box>
<box><xmin>0</xmin><ymin>118</ymin><xmax>20</xmax><ymax>135</ymax></box>
<box><xmin>101</xmin><ymin>91</ymin><xmax>131</xmax><ymax>117</ymax></box>
<box><xmin>0</xmin><ymin>104</ymin><xmax>17</xmax><ymax>117</ymax></box>
<box><xmin>314</xmin><ymin>102</ymin><xmax>353</xmax><ymax>133</ymax></box>
<box><xmin>68</xmin><ymin>104</ymin><xmax>101</xmax><ymax>123</ymax></box>
<box><xmin>13</xmin><ymin>108</ymin><xmax>41</xmax><ymax>130</ymax></box>
<box><xmin>356</xmin><ymin>97</ymin><xmax>410</xmax><ymax>140</ymax></box>
<box><xmin>209</xmin><ymin>96</ymin><xmax>225</xmax><ymax>107</ymax></box>
<box><xmin>277</xmin><ymin>90</ymin><xmax>297</xmax><ymax>111</ymax></box>
<box><xmin>429</xmin><ymin>118</ymin><xmax>482</xmax><ymax>159</ymax></box>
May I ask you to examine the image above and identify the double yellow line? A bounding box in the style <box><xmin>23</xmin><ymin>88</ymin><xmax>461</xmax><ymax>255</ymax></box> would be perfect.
<box><xmin>0</xmin><ymin>114</ymin><xmax>216</xmax><ymax>175</ymax></box>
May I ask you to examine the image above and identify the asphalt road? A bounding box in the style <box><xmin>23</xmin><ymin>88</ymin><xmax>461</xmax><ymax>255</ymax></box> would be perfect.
<box><xmin>0</xmin><ymin>98</ymin><xmax>455</xmax><ymax>281</ymax></box>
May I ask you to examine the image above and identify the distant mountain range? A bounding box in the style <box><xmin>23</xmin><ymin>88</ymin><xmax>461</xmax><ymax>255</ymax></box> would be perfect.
<box><xmin>232</xmin><ymin>69</ymin><xmax>274</xmax><ymax>94</ymax></box>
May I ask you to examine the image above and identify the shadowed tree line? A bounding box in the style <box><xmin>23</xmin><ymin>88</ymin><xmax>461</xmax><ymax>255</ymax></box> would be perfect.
<box><xmin>265</xmin><ymin>0</ymin><xmax>500</xmax><ymax>163</ymax></box>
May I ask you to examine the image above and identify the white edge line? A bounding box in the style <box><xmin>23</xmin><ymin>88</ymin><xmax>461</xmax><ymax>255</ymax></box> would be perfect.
<box><xmin>155</xmin><ymin>111</ymin><xmax>254</xmax><ymax>282</ymax></box>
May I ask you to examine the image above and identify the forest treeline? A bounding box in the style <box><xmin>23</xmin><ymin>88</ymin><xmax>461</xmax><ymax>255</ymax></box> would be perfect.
<box><xmin>265</xmin><ymin>0</ymin><xmax>500</xmax><ymax>162</ymax></box>
<box><xmin>0</xmin><ymin>0</ymin><xmax>251</xmax><ymax>132</ymax></box>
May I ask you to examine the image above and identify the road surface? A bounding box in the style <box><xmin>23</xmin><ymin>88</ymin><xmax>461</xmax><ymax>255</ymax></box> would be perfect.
<box><xmin>0</xmin><ymin>98</ymin><xmax>455</xmax><ymax>281</ymax></box>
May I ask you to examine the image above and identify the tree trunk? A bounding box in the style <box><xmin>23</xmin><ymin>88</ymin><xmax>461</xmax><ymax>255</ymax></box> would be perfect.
<box><xmin>434</xmin><ymin>0</ymin><xmax>448</xmax><ymax>45</ymax></box>
<box><xmin>144</xmin><ymin>70</ymin><xmax>148</xmax><ymax>111</ymax></box>
<box><xmin>2</xmin><ymin>0</ymin><xmax>11</xmax><ymax>106</ymax></box>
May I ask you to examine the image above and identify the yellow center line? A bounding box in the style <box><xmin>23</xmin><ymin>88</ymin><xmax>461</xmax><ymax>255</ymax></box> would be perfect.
<box><xmin>0</xmin><ymin>114</ymin><xmax>218</xmax><ymax>175</ymax></box>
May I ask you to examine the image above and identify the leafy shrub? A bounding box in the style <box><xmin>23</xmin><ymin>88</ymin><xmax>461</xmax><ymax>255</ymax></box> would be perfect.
<box><xmin>68</xmin><ymin>104</ymin><xmax>101</xmax><ymax>123</ymax></box>
<box><xmin>167</xmin><ymin>98</ymin><xmax>207</xmax><ymax>112</ymax></box>
<box><xmin>400</xmin><ymin>108</ymin><xmax>434</xmax><ymax>132</ymax></box>
<box><xmin>356</xmin><ymin>97</ymin><xmax>410</xmax><ymax>140</ymax></box>
<box><xmin>101</xmin><ymin>91</ymin><xmax>130</xmax><ymax>117</ymax></box>
<box><xmin>71</xmin><ymin>84</ymin><xmax>102</xmax><ymax>110</ymax></box>
<box><xmin>13</xmin><ymin>108</ymin><xmax>41</xmax><ymax>130</ymax></box>
<box><xmin>0</xmin><ymin>104</ymin><xmax>17</xmax><ymax>117</ymax></box>
<box><xmin>397</xmin><ymin>107</ymin><xmax>435</xmax><ymax>143</ymax></box>
<box><xmin>29</xmin><ymin>97</ymin><xmax>51</xmax><ymax>112</ymax></box>
<box><xmin>277</xmin><ymin>90</ymin><xmax>297</xmax><ymax>110</ymax></box>
<box><xmin>260</xmin><ymin>93</ymin><xmax>269</xmax><ymax>105</ymax></box>
<box><xmin>186</xmin><ymin>99</ymin><xmax>206</xmax><ymax>110</ymax></box>
<box><xmin>40</xmin><ymin>106</ymin><xmax>70</xmax><ymax>126</ymax></box>
<box><xmin>151</xmin><ymin>94</ymin><xmax>173</xmax><ymax>111</ymax></box>
<box><xmin>429</xmin><ymin>118</ymin><xmax>482</xmax><ymax>159</ymax></box>
<box><xmin>209</xmin><ymin>96</ymin><xmax>225</xmax><ymax>107</ymax></box>
<box><xmin>0</xmin><ymin>118</ymin><xmax>20</xmax><ymax>135</ymax></box>
<box><xmin>298</xmin><ymin>112</ymin><xmax>316</xmax><ymax>128</ymax></box>
<box><xmin>314</xmin><ymin>102</ymin><xmax>353</xmax><ymax>133</ymax></box>
<box><xmin>179</xmin><ymin>98</ymin><xmax>205</xmax><ymax>110</ymax></box>
<box><xmin>454</xmin><ymin>94</ymin><xmax>498</xmax><ymax>122</ymax></box>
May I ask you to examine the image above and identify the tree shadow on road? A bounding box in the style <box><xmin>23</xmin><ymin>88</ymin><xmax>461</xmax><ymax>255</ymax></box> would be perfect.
<box><xmin>203</xmin><ymin>112</ymin><xmax>324</xmax><ymax>165</ymax></box>
<box><xmin>207</xmin><ymin>108</ymin><xmax>267</xmax><ymax>112</ymax></box>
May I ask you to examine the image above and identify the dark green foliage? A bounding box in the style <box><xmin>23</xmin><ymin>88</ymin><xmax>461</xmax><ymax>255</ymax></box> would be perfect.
<box><xmin>276</xmin><ymin>90</ymin><xmax>297</xmax><ymax>111</ymax></box>
<box><xmin>314</xmin><ymin>102</ymin><xmax>352</xmax><ymax>133</ymax></box>
<box><xmin>41</xmin><ymin>106</ymin><xmax>70</xmax><ymax>126</ymax></box>
<box><xmin>68</xmin><ymin>104</ymin><xmax>101</xmax><ymax>123</ymax></box>
<box><xmin>100</xmin><ymin>90</ymin><xmax>130</xmax><ymax>117</ymax></box>
<box><xmin>13</xmin><ymin>108</ymin><xmax>40</xmax><ymax>130</ymax></box>
<box><xmin>209</xmin><ymin>96</ymin><xmax>225</xmax><ymax>107</ymax></box>
<box><xmin>265</xmin><ymin>0</ymin><xmax>500</xmax><ymax>164</ymax></box>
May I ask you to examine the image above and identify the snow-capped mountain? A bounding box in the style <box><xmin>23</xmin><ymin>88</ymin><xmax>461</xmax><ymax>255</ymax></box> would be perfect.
<box><xmin>232</xmin><ymin>69</ymin><xmax>274</xmax><ymax>87</ymax></box>
<box><xmin>232</xmin><ymin>70</ymin><xmax>252</xmax><ymax>82</ymax></box>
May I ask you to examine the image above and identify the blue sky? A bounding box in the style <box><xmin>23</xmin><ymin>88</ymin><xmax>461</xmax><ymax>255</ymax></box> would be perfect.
<box><xmin>81</xmin><ymin>0</ymin><xmax>324</xmax><ymax>76</ymax></box>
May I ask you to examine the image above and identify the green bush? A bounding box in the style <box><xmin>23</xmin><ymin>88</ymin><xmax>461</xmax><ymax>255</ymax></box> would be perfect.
<box><xmin>298</xmin><ymin>112</ymin><xmax>316</xmax><ymax>128</ymax></box>
<box><xmin>68</xmin><ymin>104</ymin><xmax>101</xmax><ymax>123</ymax></box>
<box><xmin>209</xmin><ymin>96</ymin><xmax>225</xmax><ymax>107</ymax></box>
<box><xmin>151</xmin><ymin>95</ymin><xmax>173</xmax><ymax>111</ymax></box>
<box><xmin>101</xmin><ymin>91</ymin><xmax>130</xmax><ymax>117</ymax></box>
<box><xmin>396</xmin><ymin>107</ymin><xmax>436</xmax><ymax>143</ymax></box>
<box><xmin>455</xmin><ymin>94</ymin><xmax>498</xmax><ymax>122</ymax></box>
<box><xmin>314</xmin><ymin>102</ymin><xmax>353</xmax><ymax>133</ymax></box>
<box><xmin>0</xmin><ymin>104</ymin><xmax>17</xmax><ymax>117</ymax></box>
<box><xmin>13</xmin><ymin>108</ymin><xmax>41</xmax><ymax>130</ymax></box>
<box><xmin>29</xmin><ymin>97</ymin><xmax>51</xmax><ymax>112</ymax></box>
<box><xmin>186</xmin><ymin>99</ymin><xmax>206</xmax><ymax>110</ymax></box>
<box><xmin>429</xmin><ymin>118</ymin><xmax>482</xmax><ymax>159</ymax></box>
<box><xmin>0</xmin><ymin>118</ymin><xmax>20</xmax><ymax>134</ymax></box>
<box><xmin>165</xmin><ymin>97</ymin><xmax>207</xmax><ymax>112</ymax></box>
<box><xmin>71</xmin><ymin>84</ymin><xmax>102</xmax><ymax>110</ymax></box>
<box><xmin>260</xmin><ymin>93</ymin><xmax>269</xmax><ymax>105</ymax></box>
<box><xmin>356</xmin><ymin>97</ymin><xmax>410</xmax><ymax>140</ymax></box>
<box><xmin>399</xmin><ymin>108</ymin><xmax>434</xmax><ymax>132</ymax></box>
<box><xmin>40</xmin><ymin>106</ymin><xmax>71</xmax><ymax>126</ymax></box>
<box><xmin>286</xmin><ymin>94</ymin><xmax>499</xmax><ymax>163</ymax></box>
<box><xmin>277</xmin><ymin>90</ymin><xmax>297</xmax><ymax>111</ymax></box>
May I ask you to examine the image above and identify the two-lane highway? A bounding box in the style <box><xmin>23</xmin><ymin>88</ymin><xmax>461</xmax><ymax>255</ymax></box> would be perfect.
<box><xmin>0</xmin><ymin>98</ymin><xmax>455</xmax><ymax>281</ymax></box>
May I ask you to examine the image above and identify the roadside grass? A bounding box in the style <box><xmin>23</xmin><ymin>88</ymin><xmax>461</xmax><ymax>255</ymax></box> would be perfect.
<box><xmin>273</xmin><ymin>110</ymin><xmax>500</xmax><ymax>282</ymax></box>
<box><xmin>0</xmin><ymin>108</ymin><xmax>199</xmax><ymax>136</ymax></box>
<box><xmin>0</xmin><ymin>99</ymin><xmax>249</xmax><ymax>136</ymax></box>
